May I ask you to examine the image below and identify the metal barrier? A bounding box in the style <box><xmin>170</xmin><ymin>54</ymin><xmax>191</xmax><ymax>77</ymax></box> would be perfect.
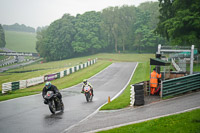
<box><xmin>161</xmin><ymin>73</ymin><xmax>200</xmax><ymax>98</ymax></box>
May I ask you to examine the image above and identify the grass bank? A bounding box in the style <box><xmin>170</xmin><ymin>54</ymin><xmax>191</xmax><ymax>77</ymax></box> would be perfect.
<box><xmin>98</xmin><ymin>109</ymin><xmax>200</xmax><ymax>133</ymax></box>
<box><xmin>5</xmin><ymin>31</ymin><xmax>37</xmax><ymax>52</ymax></box>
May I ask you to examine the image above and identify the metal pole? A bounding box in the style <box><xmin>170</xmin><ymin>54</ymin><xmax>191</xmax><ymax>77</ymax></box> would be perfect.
<box><xmin>190</xmin><ymin>45</ymin><xmax>194</xmax><ymax>75</ymax></box>
<box><xmin>164</xmin><ymin>66</ymin><xmax>165</xmax><ymax>81</ymax></box>
<box><xmin>149</xmin><ymin>65</ymin><xmax>151</xmax><ymax>96</ymax></box>
<box><xmin>198</xmin><ymin>55</ymin><xmax>199</xmax><ymax>72</ymax></box>
<box><xmin>161</xmin><ymin>80</ymin><xmax>163</xmax><ymax>98</ymax></box>
<box><xmin>158</xmin><ymin>44</ymin><xmax>161</xmax><ymax>54</ymax></box>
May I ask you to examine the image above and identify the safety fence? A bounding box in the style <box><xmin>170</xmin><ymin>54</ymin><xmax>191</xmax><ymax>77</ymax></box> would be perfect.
<box><xmin>161</xmin><ymin>73</ymin><xmax>200</xmax><ymax>98</ymax></box>
<box><xmin>2</xmin><ymin>59</ymin><xmax>97</xmax><ymax>94</ymax></box>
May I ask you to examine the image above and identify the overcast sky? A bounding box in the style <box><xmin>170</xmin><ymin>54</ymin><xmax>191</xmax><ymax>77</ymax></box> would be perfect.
<box><xmin>0</xmin><ymin>0</ymin><xmax>157</xmax><ymax>29</ymax></box>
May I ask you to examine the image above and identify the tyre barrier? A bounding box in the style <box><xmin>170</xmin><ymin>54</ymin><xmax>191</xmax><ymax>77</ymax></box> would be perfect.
<box><xmin>130</xmin><ymin>82</ymin><xmax>145</xmax><ymax>106</ymax></box>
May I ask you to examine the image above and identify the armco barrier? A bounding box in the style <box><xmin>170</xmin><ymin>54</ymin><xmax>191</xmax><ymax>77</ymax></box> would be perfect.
<box><xmin>64</xmin><ymin>70</ymin><xmax>67</xmax><ymax>76</ymax></box>
<box><xmin>45</xmin><ymin>74</ymin><xmax>57</xmax><ymax>81</ymax></box>
<box><xmin>2</xmin><ymin>59</ymin><xmax>97</xmax><ymax>94</ymax></box>
<box><xmin>20</xmin><ymin>80</ymin><xmax>27</xmax><ymax>89</ymax></box>
<box><xmin>2</xmin><ymin>82</ymin><xmax>12</xmax><ymax>94</ymax></box>
<box><xmin>60</xmin><ymin>71</ymin><xmax>64</xmax><ymax>78</ymax></box>
<box><xmin>161</xmin><ymin>73</ymin><xmax>200</xmax><ymax>98</ymax></box>
<box><xmin>56</xmin><ymin>72</ymin><xmax>60</xmax><ymax>79</ymax></box>
<box><xmin>66</xmin><ymin>68</ymin><xmax>70</xmax><ymax>75</ymax></box>
<box><xmin>11</xmin><ymin>82</ymin><xmax>20</xmax><ymax>91</ymax></box>
<box><xmin>27</xmin><ymin>76</ymin><xmax>44</xmax><ymax>87</ymax></box>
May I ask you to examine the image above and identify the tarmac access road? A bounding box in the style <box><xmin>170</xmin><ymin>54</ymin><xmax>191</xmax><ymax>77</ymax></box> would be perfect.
<box><xmin>67</xmin><ymin>91</ymin><xmax>200</xmax><ymax>133</ymax></box>
<box><xmin>0</xmin><ymin>62</ymin><xmax>137</xmax><ymax>133</ymax></box>
<box><xmin>0</xmin><ymin>48</ymin><xmax>27</xmax><ymax>72</ymax></box>
<box><xmin>0</xmin><ymin>59</ymin><xmax>36</xmax><ymax>73</ymax></box>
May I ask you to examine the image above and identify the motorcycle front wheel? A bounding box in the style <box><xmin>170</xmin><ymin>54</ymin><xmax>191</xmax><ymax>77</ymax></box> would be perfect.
<box><xmin>60</xmin><ymin>101</ymin><xmax>64</xmax><ymax>112</ymax></box>
<box><xmin>49</xmin><ymin>100</ymin><xmax>56</xmax><ymax>114</ymax></box>
<box><xmin>85</xmin><ymin>93</ymin><xmax>90</xmax><ymax>102</ymax></box>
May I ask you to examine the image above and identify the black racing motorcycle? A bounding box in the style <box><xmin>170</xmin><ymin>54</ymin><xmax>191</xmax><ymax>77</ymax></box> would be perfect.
<box><xmin>44</xmin><ymin>91</ymin><xmax>64</xmax><ymax>114</ymax></box>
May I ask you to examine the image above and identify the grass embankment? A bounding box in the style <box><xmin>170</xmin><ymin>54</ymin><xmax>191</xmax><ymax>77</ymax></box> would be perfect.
<box><xmin>5</xmin><ymin>31</ymin><xmax>37</xmax><ymax>52</ymax></box>
<box><xmin>98</xmin><ymin>109</ymin><xmax>200</xmax><ymax>133</ymax></box>
<box><xmin>100</xmin><ymin>62</ymin><xmax>150</xmax><ymax>110</ymax></box>
<box><xmin>0</xmin><ymin>53</ymin><xmax>154</xmax><ymax>101</ymax></box>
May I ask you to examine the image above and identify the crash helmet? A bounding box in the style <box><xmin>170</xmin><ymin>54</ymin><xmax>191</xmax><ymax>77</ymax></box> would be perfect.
<box><xmin>83</xmin><ymin>79</ymin><xmax>87</xmax><ymax>85</ymax></box>
<box><xmin>45</xmin><ymin>81</ymin><xmax>51</xmax><ymax>89</ymax></box>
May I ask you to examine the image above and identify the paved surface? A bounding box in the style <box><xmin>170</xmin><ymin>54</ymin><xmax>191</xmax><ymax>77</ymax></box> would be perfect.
<box><xmin>0</xmin><ymin>59</ymin><xmax>36</xmax><ymax>72</ymax></box>
<box><xmin>67</xmin><ymin>91</ymin><xmax>200</xmax><ymax>133</ymax></box>
<box><xmin>0</xmin><ymin>48</ymin><xmax>38</xmax><ymax>72</ymax></box>
<box><xmin>0</xmin><ymin>62</ymin><xmax>137</xmax><ymax>133</ymax></box>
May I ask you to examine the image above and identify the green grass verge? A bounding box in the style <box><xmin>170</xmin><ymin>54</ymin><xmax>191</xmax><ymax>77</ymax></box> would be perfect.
<box><xmin>5</xmin><ymin>31</ymin><xmax>37</xmax><ymax>52</ymax></box>
<box><xmin>98</xmin><ymin>109</ymin><xmax>200</xmax><ymax>133</ymax></box>
<box><xmin>0</xmin><ymin>61</ymin><xmax>112</xmax><ymax>101</ymax></box>
<box><xmin>187</xmin><ymin>62</ymin><xmax>200</xmax><ymax>72</ymax></box>
<box><xmin>100</xmin><ymin>62</ymin><xmax>150</xmax><ymax>110</ymax></box>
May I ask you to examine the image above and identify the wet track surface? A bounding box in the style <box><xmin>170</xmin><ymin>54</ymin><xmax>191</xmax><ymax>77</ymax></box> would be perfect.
<box><xmin>0</xmin><ymin>62</ymin><xmax>137</xmax><ymax>133</ymax></box>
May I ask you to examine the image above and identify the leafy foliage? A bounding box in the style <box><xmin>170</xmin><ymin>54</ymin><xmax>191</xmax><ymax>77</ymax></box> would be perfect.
<box><xmin>0</xmin><ymin>24</ymin><xmax>6</xmax><ymax>48</ymax></box>
<box><xmin>156</xmin><ymin>0</ymin><xmax>200</xmax><ymax>49</ymax></box>
<box><xmin>36</xmin><ymin>2</ymin><xmax>166</xmax><ymax>61</ymax></box>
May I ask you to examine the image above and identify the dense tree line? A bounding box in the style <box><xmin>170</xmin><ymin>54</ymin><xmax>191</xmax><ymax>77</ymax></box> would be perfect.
<box><xmin>36</xmin><ymin>2</ymin><xmax>167</xmax><ymax>61</ymax></box>
<box><xmin>156</xmin><ymin>0</ymin><xmax>200</xmax><ymax>50</ymax></box>
<box><xmin>3</xmin><ymin>23</ymin><xmax>35</xmax><ymax>33</ymax></box>
<box><xmin>0</xmin><ymin>24</ymin><xmax>6</xmax><ymax>48</ymax></box>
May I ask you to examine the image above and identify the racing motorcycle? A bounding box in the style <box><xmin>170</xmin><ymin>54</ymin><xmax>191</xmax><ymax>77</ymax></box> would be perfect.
<box><xmin>83</xmin><ymin>86</ymin><xmax>93</xmax><ymax>102</ymax></box>
<box><xmin>44</xmin><ymin>91</ymin><xmax>64</xmax><ymax>114</ymax></box>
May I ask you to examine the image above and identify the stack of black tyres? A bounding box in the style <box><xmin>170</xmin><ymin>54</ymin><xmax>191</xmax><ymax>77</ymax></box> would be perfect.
<box><xmin>134</xmin><ymin>82</ymin><xmax>145</xmax><ymax>106</ymax></box>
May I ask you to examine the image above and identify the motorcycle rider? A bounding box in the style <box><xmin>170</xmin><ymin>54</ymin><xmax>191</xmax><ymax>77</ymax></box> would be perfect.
<box><xmin>42</xmin><ymin>81</ymin><xmax>63</xmax><ymax>104</ymax></box>
<box><xmin>81</xmin><ymin>79</ymin><xmax>94</xmax><ymax>96</ymax></box>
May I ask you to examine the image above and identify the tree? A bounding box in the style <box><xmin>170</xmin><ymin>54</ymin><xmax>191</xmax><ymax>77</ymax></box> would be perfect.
<box><xmin>156</xmin><ymin>0</ymin><xmax>200</xmax><ymax>49</ymax></box>
<box><xmin>72</xmin><ymin>11</ymin><xmax>104</xmax><ymax>55</ymax></box>
<box><xmin>0</xmin><ymin>24</ymin><xmax>6</xmax><ymax>48</ymax></box>
<box><xmin>36</xmin><ymin>1</ymin><xmax>165</xmax><ymax>61</ymax></box>
<box><xmin>36</xmin><ymin>14</ymin><xmax>76</xmax><ymax>61</ymax></box>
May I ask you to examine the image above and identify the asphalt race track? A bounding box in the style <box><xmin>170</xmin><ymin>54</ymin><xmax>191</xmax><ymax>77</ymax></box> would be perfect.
<box><xmin>0</xmin><ymin>62</ymin><xmax>137</xmax><ymax>133</ymax></box>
